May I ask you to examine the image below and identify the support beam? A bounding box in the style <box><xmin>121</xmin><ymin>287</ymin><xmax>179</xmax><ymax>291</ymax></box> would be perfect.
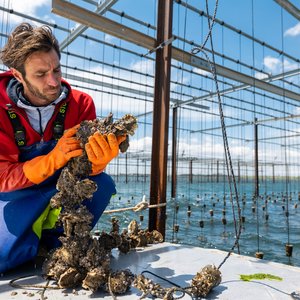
<box><xmin>64</xmin><ymin>73</ymin><xmax>209</xmax><ymax>111</ymax></box>
<box><xmin>60</xmin><ymin>0</ymin><xmax>117</xmax><ymax>50</ymax></box>
<box><xmin>179</xmin><ymin>67</ymin><xmax>300</xmax><ymax>107</ymax></box>
<box><xmin>188</xmin><ymin>56</ymin><xmax>300</xmax><ymax>102</ymax></box>
<box><xmin>52</xmin><ymin>0</ymin><xmax>155</xmax><ymax>49</ymax></box>
<box><xmin>63</xmin><ymin>72</ymin><xmax>153</xmax><ymax>98</ymax></box>
<box><xmin>52</xmin><ymin>0</ymin><xmax>300</xmax><ymax>102</ymax></box>
<box><xmin>274</xmin><ymin>0</ymin><xmax>300</xmax><ymax>21</ymax></box>
<box><xmin>148</xmin><ymin>0</ymin><xmax>173</xmax><ymax>237</ymax></box>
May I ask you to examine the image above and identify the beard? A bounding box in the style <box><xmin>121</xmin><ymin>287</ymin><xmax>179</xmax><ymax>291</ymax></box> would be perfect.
<box><xmin>23</xmin><ymin>76</ymin><xmax>61</xmax><ymax>105</ymax></box>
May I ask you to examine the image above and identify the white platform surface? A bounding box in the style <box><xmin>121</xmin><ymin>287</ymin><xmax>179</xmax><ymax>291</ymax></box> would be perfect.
<box><xmin>0</xmin><ymin>242</ymin><xmax>299</xmax><ymax>299</ymax></box>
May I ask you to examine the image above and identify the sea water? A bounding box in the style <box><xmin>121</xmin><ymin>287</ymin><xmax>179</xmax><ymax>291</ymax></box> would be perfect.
<box><xmin>96</xmin><ymin>176</ymin><xmax>300</xmax><ymax>268</ymax></box>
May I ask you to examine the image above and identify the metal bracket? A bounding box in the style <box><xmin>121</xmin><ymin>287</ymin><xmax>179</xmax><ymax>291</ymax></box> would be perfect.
<box><xmin>142</xmin><ymin>36</ymin><xmax>176</xmax><ymax>57</ymax></box>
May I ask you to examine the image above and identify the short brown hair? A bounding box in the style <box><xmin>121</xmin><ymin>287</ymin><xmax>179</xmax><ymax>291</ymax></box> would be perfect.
<box><xmin>0</xmin><ymin>22</ymin><xmax>60</xmax><ymax>75</ymax></box>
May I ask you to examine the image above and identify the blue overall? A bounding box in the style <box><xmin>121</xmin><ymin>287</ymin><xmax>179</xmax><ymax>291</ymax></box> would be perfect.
<box><xmin>0</xmin><ymin>140</ymin><xmax>116</xmax><ymax>274</ymax></box>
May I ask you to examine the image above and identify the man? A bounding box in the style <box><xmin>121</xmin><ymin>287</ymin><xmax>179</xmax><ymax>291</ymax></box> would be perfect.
<box><xmin>0</xmin><ymin>23</ymin><xmax>124</xmax><ymax>273</ymax></box>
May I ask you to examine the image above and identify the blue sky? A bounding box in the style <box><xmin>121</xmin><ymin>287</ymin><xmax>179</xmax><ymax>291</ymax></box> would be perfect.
<box><xmin>1</xmin><ymin>0</ymin><xmax>300</xmax><ymax>176</ymax></box>
<box><xmin>2</xmin><ymin>0</ymin><xmax>300</xmax><ymax>65</ymax></box>
<box><xmin>1</xmin><ymin>0</ymin><xmax>299</xmax><ymax>78</ymax></box>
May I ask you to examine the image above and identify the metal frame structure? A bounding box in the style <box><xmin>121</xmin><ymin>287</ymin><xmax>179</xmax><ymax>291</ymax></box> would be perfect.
<box><xmin>52</xmin><ymin>0</ymin><xmax>300</xmax><ymax>102</ymax></box>
<box><xmin>1</xmin><ymin>0</ymin><xmax>300</xmax><ymax>264</ymax></box>
<box><xmin>1</xmin><ymin>1</ymin><xmax>300</xmax><ymax>179</ymax></box>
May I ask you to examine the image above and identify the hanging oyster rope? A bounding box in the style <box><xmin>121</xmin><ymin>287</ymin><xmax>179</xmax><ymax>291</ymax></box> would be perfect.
<box><xmin>43</xmin><ymin>113</ymin><xmax>144</xmax><ymax>293</ymax></box>
<box><xmin>40</xmin><ymin>113</ymin><xmax>221</xmax><ymax>298</ymax></box>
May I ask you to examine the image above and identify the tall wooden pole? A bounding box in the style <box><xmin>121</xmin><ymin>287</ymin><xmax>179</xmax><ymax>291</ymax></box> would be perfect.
<box><xmin>171</xmin><ymin>107</ymin><xmax>178</xmax><ymax>199</ymax></box>
<box><xmin>189</xmin><ymin>160</ymin><xmax>193</xmax><ymax>184</ymax></box>
<box><xmin>148</xmin><ymin>0</ymin><xmax>173</xmax><ymax>238</ymax></box>
<box><xmin>254</xmin><ymin>118</ymin><xmax>259</xmax><ymax>198</ymax></box>
<box><xmin>216</xmin><ymin>160</ymin><xmax>219</xmax><ymax>183</ymax></box>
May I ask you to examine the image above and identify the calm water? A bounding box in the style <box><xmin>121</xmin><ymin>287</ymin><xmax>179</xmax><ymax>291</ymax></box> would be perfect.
<box><xmin>96</xmin><ymin>176</ymin><xmax>300</xmax><ymax>268</ymax></box>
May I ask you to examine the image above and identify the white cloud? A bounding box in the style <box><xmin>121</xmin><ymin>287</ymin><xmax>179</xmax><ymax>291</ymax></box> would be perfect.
<box><xmin>263</xmin><ymin>56</ymin><xmax>298</xmax><ymax>74</ymax></box>
<box><xmin>0</xmin><ymin>0</ymin><xmax>50</xmax><ymax>24</ymax></box>
<box><xmin>264</xmin><ymin>56</ymin><xmax>281</xmax><ymax>72</ymax></box>
<box><xmin>130</xmin><ymin>59</ymin><xmax>154</xmax><ymax>74</ymax></box>
<box><xmin>63</xmin><ymin>64</ymin><xmax>154</xmax><ymax>116</ymax></box>
<box><xmin>103</xmin><ymin>33</ymin><xmax>116</xmax><ymax>43</ymax></box>
<box><xmin>128</xmin><ymin>136</ymin><xmax>152</xmax><ymax>153</ymax></box>
<box><xmin>170</xmin><ymin>134</ymin><xmax>255</xmax><ymax>162</ymax></box>
<box><xmin>283</xmin><ymin>58</ymin><xmax>298</xmax><ymax>71</ymax></box>
<box><xmin>295</xmin><ymin>107</ymin><xmax>300</xmax><ymax>114</ymax></box>
<box><xmin>129</xmin><ymin>135</ymin><xmax>233</xmax><ymax>161</ymax></box>
<box><xmin>284</xmin><ymin>22</ymin><xmax>300</xmax><ymax>37</ymax></box>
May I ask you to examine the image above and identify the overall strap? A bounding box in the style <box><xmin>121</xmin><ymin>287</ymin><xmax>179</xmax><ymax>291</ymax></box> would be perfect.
<box><xmin>53</xmin><ymin>102</ymin><xmax>68</xmax><ymax>141</ymax></box>
<box><xmin>7</xmin><ymin>101</ymin><xmax>69</xmax><ymax>148</ymax></box>
<box><xmin>6</xmin><ymin>105</ymin><xmax>26</xmax><ymax>148</ymax></box>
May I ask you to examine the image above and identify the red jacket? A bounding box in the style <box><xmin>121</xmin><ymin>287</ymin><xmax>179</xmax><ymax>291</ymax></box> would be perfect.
<box><xmin>0</xmin><ymin>71</ymin><xmax>96</xmax><ymax>192</ymax></box>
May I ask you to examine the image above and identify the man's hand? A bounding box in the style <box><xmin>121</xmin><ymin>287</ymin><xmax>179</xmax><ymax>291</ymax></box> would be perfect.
<box><xmin>85</xmin><ymin>132</ymin><xmax>125</xmax><ymax>175</ymax></box>
<box><xmin>50</xmin><ymin>125</ymin><xmax>83</xmax><ymax>169</ymax></box>
<box><xmin>23</xmin><ymin>125</ymin><xmax>83</xmax><ymax>184</ymax></box>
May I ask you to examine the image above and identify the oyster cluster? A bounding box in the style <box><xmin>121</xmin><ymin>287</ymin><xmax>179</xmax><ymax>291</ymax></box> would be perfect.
<box><xmin>42</xmin><ymin>113</ymin><xmax>140</xmax><ymax>294</ymax></box>
<box><xmin>132</xmin><ymin>274</ymin><xmax>168</xmax><ymax>299</ymax></box>
<box><xmin>190</xmin><ymin>264</ymin><xmax>222</xmax><ymax>297</ymax></box>
<box><xmin>98</xmin><ymin>218</ymin><xmax>164</xmax><ymax>255</ymax></box>
<box><xmin>133</xmin><ymin>264</ymin><xmax>221</xmax><ymax>299</ymax></box>
<box><xmin>68</xmin><ymin>113</ymin><xmax>138</xmax><ymax>177</ymax></box>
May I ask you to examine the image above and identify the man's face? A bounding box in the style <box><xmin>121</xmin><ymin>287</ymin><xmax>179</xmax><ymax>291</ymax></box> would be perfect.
<box><xmin>12</xmin><ymin>48</ymin><xmax>62</xmax><ymax>106</ymax></box>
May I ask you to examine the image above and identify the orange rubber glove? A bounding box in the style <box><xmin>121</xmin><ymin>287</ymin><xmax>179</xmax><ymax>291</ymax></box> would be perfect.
<box><xmin>23</xmin><ymin>125</ymin><xmax>83</xmax><ymax>184</ymax></box>
<box><xmin>85</xmin><ymin>132</ymin><xmax>126</xmax><ymax>176</ymax></box>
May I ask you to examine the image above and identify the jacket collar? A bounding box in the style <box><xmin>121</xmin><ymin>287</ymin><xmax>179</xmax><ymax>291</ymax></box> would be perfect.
<box><xmin>6</xmin><ymin>77</ymin><xmax>69</xmax><ymax>108</ymax></box>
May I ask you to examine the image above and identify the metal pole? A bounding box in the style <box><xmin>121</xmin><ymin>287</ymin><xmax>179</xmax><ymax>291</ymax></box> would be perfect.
<box><xmin>125</xmin><ymin>152</ymin><xmax>128</xmax><ymax>184</ymax></box>
<box><xmin>216</xmin><ymin>160</ymin><xmax>219</xmax><ymax>183</ymax></box>
<box><xmin>189</xmin><ymin>160</ymin><xmax>193</xmax><ymax>184</ymax></box>
<box><xmin>254</xmin><ymin>118</ymin><xmax>259</xmax><ymax>197</ymax></box>
<box><xmin>137</xmin><ymin>158</ymin><xmax>139</xmax><ymax>182</ymax></box>
<box><xmin>238</xmin><ymin>160</ymin><xmax>241</xmax><ymax>183</ymax></box>
<box><xmin>171</xmin><ymin>107</ymin><xmax>178</xmax><ymax>199</ymax></box>
<box><xmin>148</xmin><ymin>0</ymin><xmax>173</xmax><ymax>237</ymax></box>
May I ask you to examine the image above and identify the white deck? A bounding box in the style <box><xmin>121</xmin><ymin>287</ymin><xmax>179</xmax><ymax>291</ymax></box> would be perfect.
<box><xmin>0</xmin><ymin>242</ymin><xmax>299</xmax><ymax>299</ymax></box>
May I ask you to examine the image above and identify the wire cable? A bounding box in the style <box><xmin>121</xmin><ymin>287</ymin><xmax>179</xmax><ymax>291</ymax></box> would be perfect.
<box><xmin>191</xmin><ymin>0</ymin><xmax>242</xmax><ymax>269</ymax></box>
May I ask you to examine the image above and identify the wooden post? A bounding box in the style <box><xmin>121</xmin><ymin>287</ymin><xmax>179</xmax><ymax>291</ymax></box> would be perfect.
<box><xmin>171</xmin><ymin>106</ymin><xmax>178</xmax><ymax>199</ymax></box>
<box><xmin>189</xmin><ymin>159</ymin><xmax>193</xmax><ymax>184</ymax></box>
<box><xmin>254</xmin><ymin>118</ymin><xmax>259</xmax><ymax>198</ymax></box>
<box><xmin>148</xmin><ymin>0</ymin><xmax>173</xmax><ymax>238</ymax></box>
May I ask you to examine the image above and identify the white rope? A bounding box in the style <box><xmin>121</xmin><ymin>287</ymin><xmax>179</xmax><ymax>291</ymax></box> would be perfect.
<box><xmin>103</xmin><ymin>195</ymin><xmax>166</xmax><ymax>214</ymax></box>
